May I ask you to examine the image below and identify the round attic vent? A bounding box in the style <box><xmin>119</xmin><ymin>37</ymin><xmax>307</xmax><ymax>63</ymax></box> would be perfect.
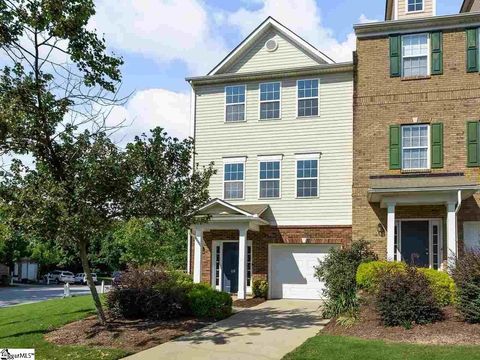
<box><xmin>265</xmin><ymin>38</ymin><xmax>278</xmax><ymax>52</ymax></box>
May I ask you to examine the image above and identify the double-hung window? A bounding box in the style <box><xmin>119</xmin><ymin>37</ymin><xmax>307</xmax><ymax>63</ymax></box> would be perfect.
<box><xmin>225</xmin><ymin>85</ymin><xmax>246</xmax><ymax>122</ymax></box>
<box><xmin>402</xmin><ymin>34</ymin><xmax>429</xmax><ymax>77</ymax></box>
<box><xmin>259</xmin><ymin>82</ymin><xmax>281</xmax><ymax>120</ymax></box>
<box><xmin>296</xmin><ymin>156</ymin><xmax>319</xmax><ymax>198</ymax></box>
<box><xmin>407</xmin><ymin>0</ymin><xmax>423</xmax><ymax>12</ymax></box>
<box><xmin>223</xmin><ymin>160</ymin><xmax>245</xmax><ymax>199</ymax></box>
<box><xmin>297</xmin><ymin>79</ymin><xmax>319</xmax><ymax>117</ymax></box>
<box><xmin>402</xmin><ymin>124</ymin><xmax>429</xmax><ymax>170</ymax></box>
<box><xmin>259</xmin><ymin>159</ymin><xmax>281</xmax><ymax>198</ymax></box>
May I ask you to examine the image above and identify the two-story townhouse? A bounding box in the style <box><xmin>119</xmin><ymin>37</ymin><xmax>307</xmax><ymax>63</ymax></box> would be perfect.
<box><xmin>186</xmin><ymin>17</ymin><xmax>353</xmax><ymax>300</ymax></box>
<box><xmin>353</xmin><ymin>0</ymin><xmax>480</xmax><ymax>269</ymax></box>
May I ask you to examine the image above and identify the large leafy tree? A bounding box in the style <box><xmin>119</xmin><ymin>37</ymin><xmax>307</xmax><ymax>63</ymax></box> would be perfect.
<box><xmin>0</xmin><ymin>0</ymin><xmax>214</xmax><ymax>325</ymax></box>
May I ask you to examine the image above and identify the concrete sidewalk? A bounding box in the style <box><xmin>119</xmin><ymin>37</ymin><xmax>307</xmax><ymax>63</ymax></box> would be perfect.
<box><xmin>124</xmin><ymin>300</ymin><xmax>328</xmax><ymax>360</ymax></box>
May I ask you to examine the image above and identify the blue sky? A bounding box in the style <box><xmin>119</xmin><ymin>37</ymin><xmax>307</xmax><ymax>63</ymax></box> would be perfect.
<box><xmin>89</xmin><ymin>0</ymin><xmax>464</xmax><ymax>141</ymax></box>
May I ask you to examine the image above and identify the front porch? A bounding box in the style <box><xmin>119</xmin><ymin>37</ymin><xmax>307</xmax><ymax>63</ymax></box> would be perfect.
<box><xmin>368</xmin><ymin>174</ymin><xmax>480</xmax><ymax>268</ymax></box>
<box><xmin>190</xmin><ymin>199</ymin><xmax>269</xmax><ymax>299</ymax></box>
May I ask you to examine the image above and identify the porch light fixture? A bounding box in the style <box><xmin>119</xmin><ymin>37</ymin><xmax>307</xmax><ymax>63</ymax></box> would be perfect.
<box><xmin>377</xmin><ymin>223</ymin><xmax>386</xmax><ymax>237</ymax></box>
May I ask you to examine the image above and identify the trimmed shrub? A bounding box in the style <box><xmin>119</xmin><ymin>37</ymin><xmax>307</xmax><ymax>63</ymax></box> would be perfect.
<box><xmin>252</xmin><ymin>280</ymin><xmax>268</xmax><ymax>299</ymax></box>
<box><xmin>356</xmin><ymin>261</ymin><xmax>406</xmax><ymax>293</ymax></box>
<box><xmin>106</xmin><ymin>266</ymin><xmax>193</xmax><ymax>320</ymax></box>
<box><xmin>357</xmin><ymin>261</ymin><xmax>455</xmax><ymax>306</ymax></box>
<box><xmin>451</xmin><ymin>251</ymin><xmax>480</xmax><ymax>323</ymax></box>
<box><xmin>186</xmin><ymin>284</ymin><xmax>232</xmax><ymax>320</ymax></box>
<box><xmin>376</xmin><ymin>266</ymin><xmax>444</xmax><ymax>328</ymax></box>
<box><xmin>418</xmin><ymin>268</ymin><xmax>456</xmax><ymax>307</ymax></box>
<box><xmin>315</xmin><ymin>240</ymin><xmax>377</xmax><ymax>318</ymax></box>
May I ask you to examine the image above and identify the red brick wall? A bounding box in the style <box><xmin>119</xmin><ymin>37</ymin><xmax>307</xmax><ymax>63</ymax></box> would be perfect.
<box><xmin>194</xmin><ymin>225</ymin><xmax>351</xmax><ymax>286</ymax></box>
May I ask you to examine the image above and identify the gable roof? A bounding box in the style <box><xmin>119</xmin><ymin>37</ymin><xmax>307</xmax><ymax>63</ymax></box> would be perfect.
<box><xmin>207</xmin><ymin>16</ymin><xmax>334</xmax><ymax>76</ymax></box>
<box><xmin>196</xmin><ymin>198</ymin><xmax>269</xmax><ymax>218</ymax></box>
<box><xmin>461</xmin><ymin>0</ymin><xmax>480</xmax><ymax>12</ymax></box>
<box><xmin>385</xmin><ymin>0</ymin><xmax>394</xmax><ymax>20</ymax></box>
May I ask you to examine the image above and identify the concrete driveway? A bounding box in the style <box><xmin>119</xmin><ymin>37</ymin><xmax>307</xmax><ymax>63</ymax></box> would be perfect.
<box><xmin>0</xmin><ymin>284</ymin><xmax>109</xmax><ymax>307</ymax></box>
<box><xmin>124</xmin><ymin>300</ymin><xmax>328</xmax><ymax>360</ymax></box>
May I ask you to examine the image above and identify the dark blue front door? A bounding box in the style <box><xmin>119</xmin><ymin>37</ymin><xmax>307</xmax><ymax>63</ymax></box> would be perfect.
<box><xmin>222</xmin><ymin>242</ymin><xmax>239</xmax><ymax>293</ymax></box>
<box><xmin>401</xmin><ymin>221</ymin><xmax>429</xmax><ymax>267</ymax></box>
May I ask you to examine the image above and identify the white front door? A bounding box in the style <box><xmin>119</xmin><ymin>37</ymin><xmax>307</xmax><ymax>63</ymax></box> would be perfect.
<box><xmin>269</xmin><ymin>244</ymin><xmax>334</xmax><ymax>300</ymax></box>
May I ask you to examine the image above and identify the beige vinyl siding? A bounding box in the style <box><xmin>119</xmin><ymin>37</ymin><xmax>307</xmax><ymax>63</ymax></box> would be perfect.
<box><xmin>194</xmin><ymin>72</ymin><xmax>353</xmax><ymax>226</ymax></box>
<box><xmin>472</xmin><ymin>1</ymin><xmax>480</xmax><ymax>11</ymax></box>
<box><xmin>223</xmin><ymin>28</ymin><xmax>324</xmax><ymax>75</ymax></box>
<box><xmin>397</xmin><ymin>0</ymin><xmax>434</xmax><ymax>19</ymax></box>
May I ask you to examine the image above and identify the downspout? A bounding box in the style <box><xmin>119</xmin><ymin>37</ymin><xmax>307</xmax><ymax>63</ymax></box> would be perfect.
<box><xmin>455</xmin><ymin>190</ymin><xmax>462</xmax><ymax>214</ymax></box>
<box><xmin>187</xmin><ymin>229</ymin><xmax>192</xmax><ymax>274</ymax></box>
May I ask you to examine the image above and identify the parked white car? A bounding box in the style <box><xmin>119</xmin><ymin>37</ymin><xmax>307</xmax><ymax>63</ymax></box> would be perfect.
<box><xmin>74</xmin><ymin>272</ymin><xmax>97</xmax><ymax>285</ymax></box>
<box><xmin>45</xmin><ymin>270</ymin><xmax>75</xmax><ymax>284</ymax></box>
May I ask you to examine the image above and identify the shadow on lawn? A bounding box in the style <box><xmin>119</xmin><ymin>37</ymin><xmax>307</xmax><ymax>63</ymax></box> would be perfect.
<box><xmin>176</xmin><ymin>305</ymin><xmax>326</xmax><ymax>346</ymax></box>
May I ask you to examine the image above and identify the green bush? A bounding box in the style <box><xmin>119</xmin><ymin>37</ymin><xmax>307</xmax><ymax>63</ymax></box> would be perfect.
<box><xmin>186</xmin><ymin>284</ymin><xmax>232</xmax><ymax>320</ymax></box>
<box><xmin>418</xmin><ymin>268</ymin><xmax>456</xmax><ymax>307</ymax></box>
<box><xmin>252</xmin><ymin>280</ymin><xmax>268</xmax><ymax>298</ymax></box>
<box><xmin>356</xmin><ymin>261</ymin><xmax>406</xmax><ymax>292</ymax></box>
<box><xmin>315</xmin><ymin>240</ymin><xmax>377</xmax><ymax>318</ymax></box>
<box><xmin>376</xmin><ymin>266</ymin><xmax>444</xmax><ymax>328</ymax></box>
<box><xmin>452</xmin><ymin>252</ymin><xmax>480</xmax><ymax>323</ymax></box>
<box><xmin>356</xmin><ymin>261</ymin><xmax>455</xmax><ymax>306</ymax></box>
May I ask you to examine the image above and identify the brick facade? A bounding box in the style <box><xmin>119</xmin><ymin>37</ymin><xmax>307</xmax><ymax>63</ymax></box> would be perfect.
<box><xmin>194</xmin><ymin>225</ymin><xmax>352</xmax><ymax>286</ymax></box>
<box><xmin>353</xmin><ymin>27</ymin><xmax>480</xmax><ymax>259</ymax></box>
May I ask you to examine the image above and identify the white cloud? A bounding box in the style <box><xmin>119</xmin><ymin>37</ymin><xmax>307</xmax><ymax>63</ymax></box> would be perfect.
<box><xmin>91</xmin><ymin>0</ymin><xmax>228</xmax><ymax>74</ymax></box>
<box><xmin>224</xmin><ymin>0</ymin><xmax>358</xmax><ymax>62</ymax></box>
<box><xmin>106</xmin><ymin>89</ymin><xmax>190</xmax><ymax>145</ymax></box>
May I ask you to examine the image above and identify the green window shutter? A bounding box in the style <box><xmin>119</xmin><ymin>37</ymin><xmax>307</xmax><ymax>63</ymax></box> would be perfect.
<box><xmin>389</xmin><ymin>125</ymin><xmax>401</xmax><ymax>169</ymax></box>
<box><xmin>466</xmin><ymin>29</ymin><xmax>479</xmax><ymax>73</ymax></box>
<box><xmin>389</xmin><ymin>35</ymin><xmax>401</xmax><ymax>77</ymax></box>
<box><xmin>467</xmin><ymin>121</ymin><xmax>480</xmax><ymax>167</ymax></box>
<box><xmin>431</xmin><ymin>123</ymin><xmax>443</xmax><ymax>168</ymax></box>
<box><xmin>430</xmin><ymin>32</ymin><xmax>443</xmax><ymax>75</ymax></box>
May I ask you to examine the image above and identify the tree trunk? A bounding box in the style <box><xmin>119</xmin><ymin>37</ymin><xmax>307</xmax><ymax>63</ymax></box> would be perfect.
<box><xmin>79</xmin><ymin>239</ymin><xmax>107</xmax><ymax>325</ymax></box>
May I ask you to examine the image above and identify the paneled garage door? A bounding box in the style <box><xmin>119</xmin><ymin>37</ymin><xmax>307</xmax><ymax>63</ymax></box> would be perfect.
<box><xmin>269</xmin><ymin>244</ymin><xmax>334</xmax><ymax>300</ymax></box>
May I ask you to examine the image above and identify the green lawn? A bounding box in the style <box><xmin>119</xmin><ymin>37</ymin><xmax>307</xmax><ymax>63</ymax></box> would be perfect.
<box><xmin>0</xmin><ymin>296</ymin><xmax>129</xmax><ymax>360</ymax></box>
<box><xmin>284</xmin><ymin>334</ymin><xmax>480</xmax><ymax>360</ymax></box>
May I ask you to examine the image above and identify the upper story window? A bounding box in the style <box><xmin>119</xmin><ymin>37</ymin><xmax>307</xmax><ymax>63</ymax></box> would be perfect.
<box><xmin>224</xmin><ymin>160</ymin><xmax>245</xmax><ymax>199</ymax></box>
<box><xmin>259</xmin><ymin>159</ymin><xmax>281</xmax><ymax>198</ymax></box>
<box><xmin>225</xmin><ymin>85</ymin><xmax>246</xmax><ymax>122</ymax></box>
<box><xmin>402</xmin><ymin>34</ymin><xmax>429</xmax><ymax>77</ymax></box>
<box><xmin>259</xmin><ymin>82</ymin><xmax>281</xmax><ymax>120</ymax></box>
<box><xmin>297</xmin><ymin>79</ymin><xmax>319</xmax><ymax>117</ymax></box>
<box><xmin>296</xmin><ymin>157</ymin><xmax>319</xmax><ymax>198</ymax></box>
<box><xmin>407</xmin><ymin>0</ymin><xmax>423</xmax><ymax>12</ymax></box>
<box><xmin>402</xmin><ymin>124</ymin><xmax>429</xmax><ymax>170</ymax></box>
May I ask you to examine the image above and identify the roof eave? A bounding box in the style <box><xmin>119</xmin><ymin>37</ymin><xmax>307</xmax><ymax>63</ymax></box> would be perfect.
<box><xmin>461</xmin><ymin>0</ymin><xmax>475</xmax><ymax>13</ymax></box>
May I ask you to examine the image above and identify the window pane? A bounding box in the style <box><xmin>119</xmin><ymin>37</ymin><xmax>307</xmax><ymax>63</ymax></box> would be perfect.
<box><xmin>297</xmin><ymin>160</ymin><xmax>318</xmax><ymax>178</ymax></box>
<box><xmin>224</xmin><ymin>163</ymin><xmax>244</xmax><ymax>181</ymax></box>
<box><xmin>226</xmin><ymin>104</ymin><xmax>245</xmax><ymax>122</ymax></box>
<box><xmin>260</xmin><ymin>180</ymin><xmax>280</xmax><ymax>198</ymax></box>
<box><xmin>408</xmin><ymin>0</ymin><xmax>423</xmax><ymax>11</ymax></box>
<box><xmin>402</xmin><ymin>34</ymin><xmax>428</xmax><ymax>77</ymax></box>
<box><xmin>260</xmin><ymin>83</ymin><xmax>280</xmax><ymax>101</ymax></box>
<box><xmin>298</xmin><ymin>99</ymin><xmax>319</xmax><ymax>117</ymax></box>
<box><xmin>296</xmin><ymin>159</ymin><xmax>318</xmax><ymax>197</ymax></box>
<box><xmin>260</xmin><ymin>102</ymin><xmax>280</xmax><ymax>119</ymax></box>
<box><xmin>224</xmin><ymin>181</ymin><xmax>244</xmax><ymax>199</ymax></box>
<box><xmin>297</xmin><ymin>179</ymin><xmax>318</xmax><ymax>197</ymax></box>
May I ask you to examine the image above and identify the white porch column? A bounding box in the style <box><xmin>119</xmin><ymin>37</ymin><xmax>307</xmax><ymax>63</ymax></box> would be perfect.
<box><xmin>193</xmin><ymin>226</ymin><xmax>203</xmax><ymax>283</ymax></box>
<box><xmin>387</xmin><ymin>203</ymin><xmax>396</xmax><ymax>261</ymax></box>
<box><xmin>237</xmin><ymin>226</ymin><xmax>248</xmax><ymax>300</ymax></box>
<box><xmin>446</xmin><ymin>202</ymin><xmax>457</xmax><ymax>262</ymax></box>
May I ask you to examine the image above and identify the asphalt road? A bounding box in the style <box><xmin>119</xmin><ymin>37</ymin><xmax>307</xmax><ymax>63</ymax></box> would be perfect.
<box><xmin>0</xmin><ymin>284</ymin><xmax>110</xmax><ymax>307</ymax></box>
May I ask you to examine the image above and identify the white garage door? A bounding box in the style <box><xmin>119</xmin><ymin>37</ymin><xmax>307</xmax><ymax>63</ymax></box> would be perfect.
<box><xmin>270</xmin><ymin>244</ymin><xmax>334</xmax><ymax>300</ymax></box>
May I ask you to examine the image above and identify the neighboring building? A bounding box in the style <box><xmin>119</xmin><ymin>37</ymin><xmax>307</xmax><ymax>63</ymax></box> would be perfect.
<box><xmin>13</xmin><ymin>258</ymin><xmax>38</xmax><ymax>282</ymax></box>
<box><xmin>187</xmin><ymin>17</ymin><xmax>353</xmax><ymax>300</ymax></box>
<box><xmin>353</xmin><ymin>0</ymin><xmax>480</xmax><ymax>269</ymax></box>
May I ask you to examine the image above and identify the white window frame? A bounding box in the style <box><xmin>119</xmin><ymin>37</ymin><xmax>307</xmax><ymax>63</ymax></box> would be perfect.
<box><xmin>296</xmin><ymin>79</ymin><xmax>320</xmax><ymax>118</ymax></box>
<box><xmin>211</xmin><ymin>240</ymin><xmax>253</xmax><ymax>294</ymax></box>
<box><xmin>224</xmin><ymin>85</ymin><xmax>247</xmax><ymax>123</ymax></box>
<box><xmin>401</xmin><ymin>33</ymin><xmax>430</xmax><ymax>78</ymax></box>
<box><xmin>406</xmin><ymin>0</ymin><xmax>424</xmax><ymax>13</ymax></box>
<box><xmin>401</xmin><ymin>124</ymin><xmax>431</xmax><ymax>171</ymax></box>
<box><xmin>295</xmin><ymin>153</ymin><xmax>320</xmax><ymax>199</ymax></box>
<box><xmin>258</xmin><ymin>81</ymin><xmax>281</xmax><ymax>120</ymax></box>
<box><xmin>257</xmin><ymin>155</ymin><xmax>282</xmax><ymax>199</ymax></box>
<box><xmin>223</xmin><ymin>157</ymin><xmax>246</xmax><ymax>200</ymax></box>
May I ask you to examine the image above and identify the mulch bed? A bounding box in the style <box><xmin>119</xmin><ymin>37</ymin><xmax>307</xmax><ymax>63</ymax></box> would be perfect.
<box><xmin>323</xmin><ymin>303</ymin><xmax>480</xmax><ymax>345</ymax></box>
<box><xmin>45</xmin><ymin>315</ymin><xmax>212</xmax><ymax>352</ymax></box>
<box><xmin>233</xmin><ymin>297</ymin><xmax>266</xmax><ymax>308</ymax></box>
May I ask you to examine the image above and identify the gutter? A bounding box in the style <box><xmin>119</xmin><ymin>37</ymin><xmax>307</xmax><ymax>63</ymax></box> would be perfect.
<box><xmin>186</xmin><ymin>63</ymin><xmax>353</xmax><ymax>86</ymax></box>
<box><xmin>355</xmin><ymin>12</ymin><xmax>480</xmax><ymax>38</ymax></box>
